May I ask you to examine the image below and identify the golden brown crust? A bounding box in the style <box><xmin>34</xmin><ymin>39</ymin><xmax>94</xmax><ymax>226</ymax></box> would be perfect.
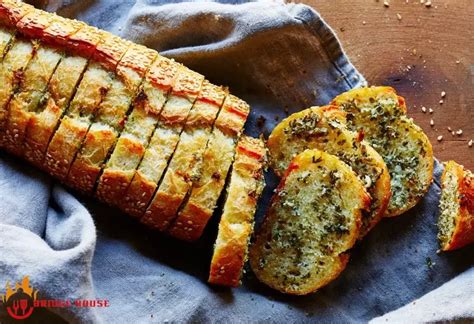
<box><xmin>214</xmin><ymin>94</ymin><xmax>250</xmax><ymax>136</ymax></box>
<box><xmin>41</xmin><ymin>15</ymin><xmax>85</xmax><ymax>46</ymax></box>
<box><xmin>208</xmin><ymin>136</ymin><xmax>266</xmax><ymax>287</ymax></box>
<box><xmin>440</xmin><ymin>161</ymin><xmax>474</xmax><ymax>251</ymax></box>
<box><xmin>16</xmin><ymin>8</ymin><xmax>54</xmax><ymax>39</ymax></box>
<box><xmin>0</xmin><ymin>0</ymin><xmax>35</xmax><ymax>27</ymax></box>
<box><xmin>166</xmin><ymin>96</ymin><xmax>249</xmax><ymax>241</ymax></box>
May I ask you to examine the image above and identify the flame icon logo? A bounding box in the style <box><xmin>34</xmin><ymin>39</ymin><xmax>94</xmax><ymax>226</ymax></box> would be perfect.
<box><xmin>1</xmin><ymin>276</ymin><xmax>38</xmax><ymax>320</ymax></box>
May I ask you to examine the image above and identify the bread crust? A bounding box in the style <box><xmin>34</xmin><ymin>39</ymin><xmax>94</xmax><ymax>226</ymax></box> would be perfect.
<box><xmin>267</xmin><ymin>105</ymin><xmax>390</xmax><ymax>238</ymax></box>
<box><xmin>208</xmin><ymin>136</ymin><xmax>266</xmax><ymax>287</ymax></box>
<box><xmin>0</xmin><ymin>1</ymin><xmax>35</xmax><ymax>27</ymax></box>
<box><xmin>167</xmin><ymin>95</ymin><xmax>249</xmax><ymax>241</ymax></box>
<box><xmin>138</xmin><ymin>82</ymin><xmax>226</xmax><ymax>231</ymax></box>
<box><xmin>332</xmin><ymin>86</ymin><xmax>433</xmax><ymax>217</ymax></box>
<box><xmin>439</xmin><ymin>161</ymin><xmax>474</xmax><ymax>251</ymax></box>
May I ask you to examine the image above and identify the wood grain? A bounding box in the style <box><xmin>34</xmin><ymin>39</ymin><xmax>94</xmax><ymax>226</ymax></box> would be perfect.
<box><xmin>302</xmin><ymin>0</ymin><xmax>473</xmax><ymax>170</ymax></box>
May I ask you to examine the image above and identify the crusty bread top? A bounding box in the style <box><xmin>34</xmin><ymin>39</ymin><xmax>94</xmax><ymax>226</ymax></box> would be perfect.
<box><xmin>438</xmin><ymin>161</ymin><xmax>474</xmax><ymax>251</ymax></box>
<box><xmin>332</xmin><ymin>86</ymin><xmax>433</xmax><ymax>217</ymax></box>
<box><xmin>0</xmin><ymin>0</ymin><xmax>34</xmax><ymax>27</ymax></box>
<box><xmin>268</xmin><ymin>105</ymin><xmax>390</xmax><ymax>237</ymax></box>
<box><xmin>249</xmin><ymin>149</ymin><xmax>370</xmax><ymax>295</ymax></box>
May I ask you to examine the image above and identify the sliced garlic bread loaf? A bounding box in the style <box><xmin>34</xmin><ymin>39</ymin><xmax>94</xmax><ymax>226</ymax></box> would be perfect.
<box><xmin>268</xmin><ymin>106</ymin><xmax>390</xmax><ymax>238</ymax></box>
<box><xmin>438</xmin><ymin>161</ymin><xmax>474</xmax><ymax>251</ymax></box>
<box><xmin>167</xmin><ymin>95</ymin><xmax>250</xmax><ymax>241</ymax></box>
<box><xmin>249</xmin><ymin>149</ymin><xmax>370</xmax><ymax>295</ymax></box>
<box><xmin>66</xmin><ymin>44</ymin><xmax>157</xmax><ymax>193</ymax></box>
<box><xmin>209</xmin><ymin>136</ymin><xmax>266</xmax><ymax>287</ymax></box>
<box><xmin>332</xmin><ymin>86</ymin><xmax>433</xmax><ymax>217</ymax></box>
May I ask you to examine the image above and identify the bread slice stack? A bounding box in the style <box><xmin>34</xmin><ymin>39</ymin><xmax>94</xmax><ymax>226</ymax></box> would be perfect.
<box><xmin>438</xmin><ymin>161</ymin><xmax>474</xmax><ymax>251</ymax></box>
<box><xmin>332</xmin><ymin>87</ymin><xmax>434</xmax><ymax>217</ymax></box>
<box><xmin>267</xmin><ymin>105</ymin><xmax>391</xmax><ymax>238</ymax></box>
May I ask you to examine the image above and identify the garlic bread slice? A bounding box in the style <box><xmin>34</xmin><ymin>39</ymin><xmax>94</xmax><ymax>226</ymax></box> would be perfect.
<box><xmin>332</xmin><ymin>86</ymin><xmax>433</xmax><ymax>217</ymax></box>
<box><xmin>249</xmin><ymin>149</ymin><xmax>370</xmax><ymax>295</ymax></box>
<box><xmin>209</xmin><ymin>136</ymin><xmax>266</xmax><ymax>287</ymax></box>
<box><xmin>438</xmin><ymin>161</ymin><xmax>474</xmax><ymax>251</ymax></box>
<box><xmin>268</xmin><ymin>106</ymin><xmax>390</xmax><ymax>238</ymax></box>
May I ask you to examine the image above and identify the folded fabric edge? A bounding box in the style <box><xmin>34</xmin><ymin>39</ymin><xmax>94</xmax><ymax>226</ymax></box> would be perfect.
<box><xmin>286</xmin><ymin>3</ymin><xmax>367</xmax><ymax>90</ymax></box>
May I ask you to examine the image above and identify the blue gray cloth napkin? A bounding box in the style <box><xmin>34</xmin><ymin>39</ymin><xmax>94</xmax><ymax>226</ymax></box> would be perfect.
<box><xmin>0</xmin><ymin>1</ymin><xmax>473</xmax><ymax>323</ymax></box>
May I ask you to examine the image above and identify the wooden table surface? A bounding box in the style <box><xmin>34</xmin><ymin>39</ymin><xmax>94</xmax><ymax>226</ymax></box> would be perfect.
<box><xmin>303</xmin><ymin>0</ymin><xmax>473</xmax><ymax>170</ymax></box>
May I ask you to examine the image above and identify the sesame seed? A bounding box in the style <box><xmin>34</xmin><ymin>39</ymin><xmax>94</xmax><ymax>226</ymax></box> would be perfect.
<box><xmin>456</xmin><ymin>60</ymin><xmax>460</xmax><ymax>64</ymax></box>
<box><xmin>384</xmin><ymin>1</ymin><xmax>390</xmax><ymax>7</ymax></box>
<box><xmin>437</xmin><ymin>135</ymin><xmax>443</xmax><ymax>142</ymax></box>
<box><xmin>421</xmin><ymin>106</ymin><xmax>427</xmax><ymax>113</ymax></box>
<box><xmin>469</xmin><ymin>140</ymin><xmax>473</xmax><ymax>147</ymax></box>
<box><xmin>447</xmin><ymin>126</ymin><xmax>452</xmax><ymax>132</ymax></box>
<box><xmin>362</xmin><ymin>21</ymin><xmax>366</xmax><ymax>25</ymax></box>
<box><xmin>430</xmin><ymin>119</ymin><xmax>434</xmax><ymax>126</ymax></box>
<box><xmin>425</xmin><ymin>1</ymin><xmax>432</xmax><ymax>7</ymax></box>
<box><xmin>456</xmin><ymin>129</ymin><xmax>463</xmax><ymax>136</ymax></box>
<box><xmin>397</xmin><ymin>13</ymin><xmax>402</xmax><ymax>20</ymax></box>
<box><xmin>429</xmin><ymin>108</ymin><xmax>434</xmax><ymax>114</ymax></box>
<box><xmin>441</xmin><ymin>91</ymin><xmax>446</xmax><ymax>98</ymax></box>
<box><xmin>439</xmin><ymin>100</ymin><xmax>444</xmax><ymax>104</ymax></box>
<box><xmin>452</xmin><ymin>131</ymin><xmax>456</xmax><ymax>136</ymax></box>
